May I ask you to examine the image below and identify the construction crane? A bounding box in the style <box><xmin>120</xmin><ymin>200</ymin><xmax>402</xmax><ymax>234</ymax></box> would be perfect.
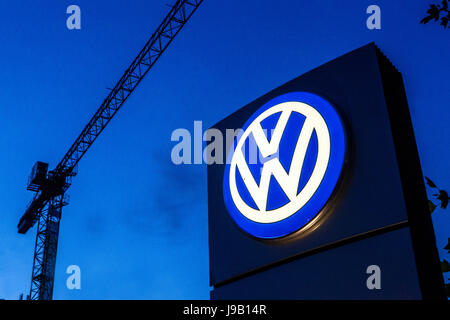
<box><xmin>17</xmin><ymin>0</ymin><xmax>203</xmax><ymax>300</ymax></box>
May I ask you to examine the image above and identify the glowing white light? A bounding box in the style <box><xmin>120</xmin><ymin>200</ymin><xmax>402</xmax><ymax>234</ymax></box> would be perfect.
<box><xmin>229</xmin><ymin>101</ymin><xmax>331</xmax><ymax>224</ymax></box>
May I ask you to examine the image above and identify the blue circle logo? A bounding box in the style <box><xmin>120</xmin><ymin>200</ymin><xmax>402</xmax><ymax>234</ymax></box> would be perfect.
<box><xmin>223</xmin><ymin>92</ymin><xmax>346</xmax><ymax>239</ymax></box>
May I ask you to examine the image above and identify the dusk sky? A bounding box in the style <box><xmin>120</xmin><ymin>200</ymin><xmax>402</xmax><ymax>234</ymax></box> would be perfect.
<box><xmin>0</xmin><ymin>0</ymin><xmax>449</xmax><ymax>299</ymax></box>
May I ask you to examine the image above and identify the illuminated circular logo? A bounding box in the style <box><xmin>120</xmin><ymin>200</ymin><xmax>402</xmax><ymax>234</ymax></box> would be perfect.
<box><xmin>223</xmin><ymin>92</ymin><xmax>346</xmax><ymax>239</ymax></box>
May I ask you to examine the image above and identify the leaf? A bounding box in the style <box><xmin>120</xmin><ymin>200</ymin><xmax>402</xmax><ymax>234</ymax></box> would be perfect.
<box><xmin>425</xmin><ymin>176</ymin><xmax>437</xmax><ymax>188</ymax></box>
<box><xmin>444</xmin><ymin>238</ymin><xmax>450</xmax><ymax>254</ymax></box>
<box><xmin>421</xmin><ymin>4</ymin><xmax>441</xmax><ymax>24</ymax></box>
<box><xmin>421</xmin><ymin>15</ymin><xmax>435</xmax><ymax>24</ymax></box>
<box><xmin>428</xmin><ymin>200</ymin><xmax>437</xmax><ymax>213</ymax></box>
<box><xmin>428</xmin><ymin>4</ymin><xmax>441</xmax><ymax>21</ymax></box>
<box><xmin>437</xmin><ymin>190</ymin><xmax>449</xmax><ymax>209</ymax></box>
<box><xmin>442</xmin><ymin>259</ymin><xmax>450</xmax><ymax>272</ymax></box>
<box><xmin>443</xmin><ymin>0</ymin><xmax>449</xmax><ymax>11</ymax></box>
<box><xmin>441</xmin><ymin>17</ymin><xmax>449</xmax><ymax>28</ymax></box>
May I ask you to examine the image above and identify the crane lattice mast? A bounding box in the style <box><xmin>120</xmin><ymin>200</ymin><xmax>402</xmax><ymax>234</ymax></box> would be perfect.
<box><xmin>17</xmin><ymin>0</ymin><xmax>203</xmax><ymax>300</ymax></box>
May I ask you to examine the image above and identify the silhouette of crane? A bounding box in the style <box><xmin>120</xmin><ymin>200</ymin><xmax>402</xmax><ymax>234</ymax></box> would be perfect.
<box><xmin>17</xmin><ymin>0</ymin><xmax>203</xmax><ymax>300</ymax></box>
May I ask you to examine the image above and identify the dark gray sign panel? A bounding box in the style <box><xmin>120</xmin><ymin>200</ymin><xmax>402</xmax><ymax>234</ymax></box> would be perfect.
<box><xmin>207</xmin><ymin>43</ymin><xmax>445</xmax><ymax>299</ymax></box>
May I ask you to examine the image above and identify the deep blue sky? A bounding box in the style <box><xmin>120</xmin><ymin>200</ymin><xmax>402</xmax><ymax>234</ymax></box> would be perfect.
<box><xmin>0</xmin><ymin>0</ymin><xmax>449</xmax><ymax>299</ymax></box>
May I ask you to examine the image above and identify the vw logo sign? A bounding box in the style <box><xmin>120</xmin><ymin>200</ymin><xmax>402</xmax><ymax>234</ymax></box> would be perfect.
<box><xmin>223</xmin><ymin>92</ymin><xmax>346</xmax><ymax>239</ymax></box>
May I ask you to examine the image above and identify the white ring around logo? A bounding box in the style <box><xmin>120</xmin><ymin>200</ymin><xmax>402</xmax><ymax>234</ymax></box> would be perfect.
<box><xmin>228</xmin><ymin>101</ymin><xmax>331</xmax><ymax>224</ymax></box>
